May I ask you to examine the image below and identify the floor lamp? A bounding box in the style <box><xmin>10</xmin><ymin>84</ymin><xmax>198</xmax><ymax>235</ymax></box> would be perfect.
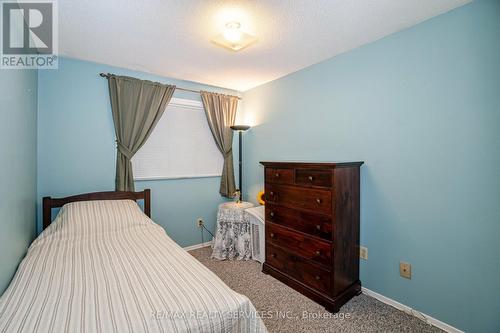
<box><xmin>230</xmin><ymin>125</ymin><xmax>250</xmax><ymax>202</ymax></box>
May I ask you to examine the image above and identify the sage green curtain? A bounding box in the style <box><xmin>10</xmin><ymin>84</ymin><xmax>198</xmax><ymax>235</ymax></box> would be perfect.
<box><xmin>107</xmin><ymin>75</ymin><xmax>175</xmax><ymax>191</ymax></box>
<box><xmin>200</xmin><ymin>91</ymin><xmax>238</xmax><ymax>197</ymax></box>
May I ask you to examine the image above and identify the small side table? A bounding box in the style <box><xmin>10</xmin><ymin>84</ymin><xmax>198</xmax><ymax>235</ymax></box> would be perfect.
<box><xmin>212</xmin><ymin>201</ymin><xmax>254</xmax><ymax>260</ymax></box>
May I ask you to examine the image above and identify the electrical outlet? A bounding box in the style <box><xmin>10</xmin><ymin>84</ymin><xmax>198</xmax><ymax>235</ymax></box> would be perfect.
<box><xmin>359</xmin><ymin>246</ymin><xmax>368</xmax><ymax>260</ymax></box>
<box><xmin>197</xmin><ymin>218</ymin><xmax>204</xmax><ymax>228</ymax></box>
<box><xmin>400</xmin><ymin>262</ymin><xmax>411</xmax><ymax>279</ymax></box>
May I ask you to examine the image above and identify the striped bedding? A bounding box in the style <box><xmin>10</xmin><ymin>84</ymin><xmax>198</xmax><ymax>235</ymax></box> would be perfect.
<box><xmin>0</xmin><ymin>200</ymin><xmax>267</xmax><ymax>333</ymax></box>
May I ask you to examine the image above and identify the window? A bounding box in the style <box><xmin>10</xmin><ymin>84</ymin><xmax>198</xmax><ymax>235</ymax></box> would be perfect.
<box><xmin>132</xmin><ymin>98</ymin><xmax>222</xmax><ymax>180</ymax></box>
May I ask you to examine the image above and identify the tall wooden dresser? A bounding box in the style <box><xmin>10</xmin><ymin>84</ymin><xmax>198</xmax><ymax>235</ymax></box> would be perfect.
<box><xmin>261</xmin><ymin>161</ymin><xmax>363</xmax><ymax>312</ymax></box>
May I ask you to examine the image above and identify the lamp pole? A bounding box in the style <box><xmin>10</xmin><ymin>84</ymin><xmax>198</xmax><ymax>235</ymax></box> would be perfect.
<box><xmin>230</xmin><ymin>125</ymin><xmax>250</xmax><ymax>202</ymax></box>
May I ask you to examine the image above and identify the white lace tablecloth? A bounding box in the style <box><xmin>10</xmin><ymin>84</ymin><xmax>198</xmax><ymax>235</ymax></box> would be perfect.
<box><xmin>212</xmin><ymin>201</ymin><xmax>254</xmax><ymax>260</ymax></box>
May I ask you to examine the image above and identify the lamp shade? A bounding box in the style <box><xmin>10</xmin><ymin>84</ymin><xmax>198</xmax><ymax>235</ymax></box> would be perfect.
<box><xmin>230</xmin><ymin>125</ymin><xmax>251</xmax><ymax>131</ymax></box>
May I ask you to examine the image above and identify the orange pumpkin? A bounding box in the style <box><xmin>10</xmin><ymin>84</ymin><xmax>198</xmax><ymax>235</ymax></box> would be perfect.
<box><xmin>257</xmin><ymin>191</ymin><xmax>265</xmax><ymax>205</ymax></box>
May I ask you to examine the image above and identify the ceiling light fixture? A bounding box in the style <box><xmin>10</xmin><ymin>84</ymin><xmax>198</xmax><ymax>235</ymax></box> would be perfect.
<box><xmin>212</xmin><ymin>21</ymin><xmax>257</xmax><ymax>52</ymax></box>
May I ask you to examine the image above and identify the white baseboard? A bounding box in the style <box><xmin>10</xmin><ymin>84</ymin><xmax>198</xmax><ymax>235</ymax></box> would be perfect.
<box><xmin>183</xmin><ymin>240</ymin><xmax>213</xmax><ymax>252</ymax></box>
<box><xmin>362</xmin><ymin>287</ymin><xmax>463</xmax><ymax>333</ymax></box>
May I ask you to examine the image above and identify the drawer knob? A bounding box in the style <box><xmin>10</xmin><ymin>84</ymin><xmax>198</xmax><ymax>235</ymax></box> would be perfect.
<box><xmin>270</xmin><ymin>191</ymin><xmax>274</xmax><ymax>196</ymax></box>
<box><xmin>270</xmin><ymin>233</ymin><xmax>275</xmax><ymax>238</ymax></box>
<box><xmin>275</xmin><ymin>173</ymin><xmax>280</xmax><ymax>178</ymax></box>
<box><xmin>308</xmin><ymin>175</ymin><xmax>314</xmax><ymax>181</ymax></box>
<box><xmin>269</xmin><ymin>212</ymin><xmax>275</xmax><ymax>218</ymax></box>
<box><xmin>315</xmin><ymin>250</ymin><xmax>321</xmax><ymax>256</ymax></box>
<box><xmin>316</xmin><ymin>198</ymin><xmax>322</xmax><ymax>204</ymax></box>
<box><xmin>270</xmin><ymin>253</ymin><xmax>276</xmax><ymax>258</ymax></box>
<box><xmin>315</xmin><ymin>275</ymin><xmax>321</xmax><ymax>281</ymax></box>
<box><xmin>316</xmin><ymin>224</ymin><xmax>321</xmax><ymax>231</ymax></box>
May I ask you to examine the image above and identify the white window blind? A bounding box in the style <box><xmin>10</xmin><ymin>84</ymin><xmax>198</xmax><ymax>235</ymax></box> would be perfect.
<box><xmin>132</xmin><ymin>98</ymin><xmax>223</xmax><ymax>180</ymax></box>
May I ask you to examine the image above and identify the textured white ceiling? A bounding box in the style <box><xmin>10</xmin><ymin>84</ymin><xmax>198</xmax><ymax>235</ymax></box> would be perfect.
<box><xmin>59</xmin><ymin>0</ymin><xmax>471</xmax><ymax>91</ymax></box>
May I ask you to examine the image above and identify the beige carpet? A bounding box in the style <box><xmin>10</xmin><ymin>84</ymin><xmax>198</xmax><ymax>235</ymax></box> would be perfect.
<box><xmin>189</xmin><ymin>246</ymin><xmax>442</xmax><ymax>333</ymax></box>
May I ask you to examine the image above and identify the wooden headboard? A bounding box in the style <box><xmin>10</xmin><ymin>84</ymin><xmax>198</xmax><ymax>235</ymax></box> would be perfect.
<box><xmin>42</xmin><ymin>189</ymin><xmax>151</xmax><ymax>230</ymax></box>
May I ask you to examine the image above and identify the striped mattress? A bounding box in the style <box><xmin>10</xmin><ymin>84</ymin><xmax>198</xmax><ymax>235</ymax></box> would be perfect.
<box><xmin>0</xmin><ymin>200</ymin><xmax>267</xmax><ymax>333</ymax></box>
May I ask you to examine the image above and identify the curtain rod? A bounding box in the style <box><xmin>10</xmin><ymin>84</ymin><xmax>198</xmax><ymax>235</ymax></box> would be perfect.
<box><xmin>99</xmin><ymin>73</ymin><xmax>241</xmax><ymax>100</ymax></box>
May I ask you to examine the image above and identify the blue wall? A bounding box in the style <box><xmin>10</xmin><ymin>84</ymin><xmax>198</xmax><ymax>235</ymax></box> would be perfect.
<box><xmin>0</xmin><ymin>70</ymin><xmax>37</xmax><ymax>294</ymax></box>
<box><xmin>37</xmin><ymin>57</ymin><xmax>238</xmax><ymax>246</ymax></box>
<box><xmin>241</xmin><ymin>1</ymin><xmax>500</xmax><ymax>332</ymax></box>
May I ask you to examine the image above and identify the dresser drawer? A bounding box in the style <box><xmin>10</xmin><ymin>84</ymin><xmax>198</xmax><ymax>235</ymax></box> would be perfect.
<box><xmin>266</xmin><ymin>243</ymin><xmax>331</xmax><ymax>294</ymax></box>
<box><xmin>266</xmin><ymin>184</ymin><xmax>332</xmax><ymax>215</ymax></box>
<box><xmin>266</xmin><ymin>203</ymin><xmax>332</xmax><ymax>240</ymax></box>
<box><xmin>295</xmin><ymin>168</ymin><xmax>332</xmax><ymax>188</ymax></box>
<box><xmin>265</xmin><ymin>168</ymin><xmax>294</xmax><ymax>185</ymax></box>
<box><xmin>266</xmin><ymin>222</ymin><xmax>331</xmax><ymax>266</ymax></box>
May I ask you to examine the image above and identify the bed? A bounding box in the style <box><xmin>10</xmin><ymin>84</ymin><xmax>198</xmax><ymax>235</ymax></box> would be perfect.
<box><xmin>0</xmin><ymin>190</ymin><xmax>267</xmax><ymax>333</ymax></box>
